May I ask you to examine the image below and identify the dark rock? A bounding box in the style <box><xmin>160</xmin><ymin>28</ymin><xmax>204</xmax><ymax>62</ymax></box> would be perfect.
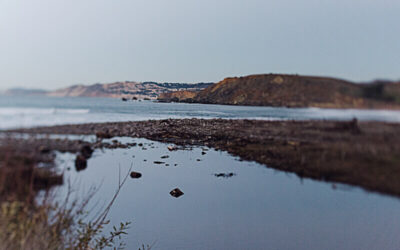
<box><xmin>348</xmin><ymin>118</ymin><xmax>362</xmax><ymax>134</ymax></box>
<box><xmin>201</xmin><ymin>151</ymin><xmax>206</xmax><ymax>155</ymax></box>
<box><xmin>80</xmin><ymin>145</ymin><xmax>93</xmax><ymax>158</ymax></box>
<box><xmin>171</xmin><ymin>97</ymin><xmax>179</xmax><ymax>102</ymax></box>
<box><xmin>75</xmin><ymin>155</ymin><xmax>87</xmax><ymax>171</ymax></box>
<box><xmin>39</xmin><ymin>145</ymin><xmax>51</xmax><ymax>154</ymax></box>
<box><xmin>154</xmin><ymin>161</ymin><xmax>165</xmax><ymax>164</ymax></box>
<box><xmin>335</xmin><ymin>118</ymin><xmax>362</xmax><ymax>134</ymax></box>
<box><xmin>96</xmin><ymin>130</ymin><xmax>112</xmax><ymax>139</ymax></box>
<box><xmin>161</xmin><ymin>155</ymin><xmax>169</xmax><ymax>159</ymax></box>
<box><xmin>122</xmin><ymin>97</ymin><xmax>128</xmax><ymax>101</ymax></box>
<box><xmin>214</xmin><ymin>172</ymin><xmax>236</xmax><ymax>178</ymax></box>
<box><xmin>130</xmin><ymin>171</ymin><xmax>142</xmax><ymax>179</ymax></box>
<box><xmin>170</xmin><ymin>188</ymin><xmax>184</xmax><ymax>198</ymax></box>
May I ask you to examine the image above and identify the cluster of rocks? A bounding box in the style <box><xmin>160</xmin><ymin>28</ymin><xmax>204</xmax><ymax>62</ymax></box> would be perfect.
<box><xmin>74</xmin><ymin>145</ymin><xmax>94</xmax><ymax>171</ymax></box>
<box><xmin>122</xmin><ymin>96</ymin><xmax>147</xmax><ymax>102</ymax></box>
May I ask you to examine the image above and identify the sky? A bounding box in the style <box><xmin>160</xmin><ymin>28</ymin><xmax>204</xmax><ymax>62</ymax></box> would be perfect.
<box><xmin>0</xmin><ymin>0</ymin><xmax>399</xmax><ymax>90</ymax></box>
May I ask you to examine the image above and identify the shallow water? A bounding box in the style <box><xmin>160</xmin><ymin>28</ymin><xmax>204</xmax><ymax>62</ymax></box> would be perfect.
<box><xmin>1</xmin><ymin>95</ymin><xmax>400</xmax><ymax>129</ymax></box>
<box><xmin>55</xmin><ymin>138</ymin><xmax>400</xmax><ymax>250</ymax></box>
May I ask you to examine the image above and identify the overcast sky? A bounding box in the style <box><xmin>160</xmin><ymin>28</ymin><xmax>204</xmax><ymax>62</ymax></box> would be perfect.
<box><xmin>0</xmin><ymin>0</ymin><xmax>399</xmax><ymax>90</ymax></box>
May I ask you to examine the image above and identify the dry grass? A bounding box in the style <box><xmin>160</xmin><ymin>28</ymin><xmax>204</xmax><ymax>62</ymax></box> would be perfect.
<box><xmin>0</xmin><ymin>144</ymin><xmax>135</xmax><ymax>250</ymax></box>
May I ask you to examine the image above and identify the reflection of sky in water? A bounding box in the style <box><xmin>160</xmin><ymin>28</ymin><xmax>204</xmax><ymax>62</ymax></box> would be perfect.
<box><xmin>56</xmin><ymin>138</ymin><xmax>400</xmax><ymax>250</ymax></box>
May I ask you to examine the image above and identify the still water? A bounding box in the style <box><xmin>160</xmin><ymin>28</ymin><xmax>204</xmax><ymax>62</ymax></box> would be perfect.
<box><xmin>1</xmin><ymin>95</ymin><xmax>400</xmax><ymax>129</ymax></box>
<box><xmin>56</xmin><ymin>137</ymin><xmax>400</xmax><ymax>250</ymax></box>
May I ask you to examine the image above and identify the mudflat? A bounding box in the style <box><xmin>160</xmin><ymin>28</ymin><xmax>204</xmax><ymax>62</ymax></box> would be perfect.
<box><xmin>5</xmin><ymin>118</ymin><xmax>400</xmax><ymax>197</ymax></box>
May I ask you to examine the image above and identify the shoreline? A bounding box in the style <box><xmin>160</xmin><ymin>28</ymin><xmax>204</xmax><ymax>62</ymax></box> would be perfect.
<box><xmin>157</xmin><ymin>98</ymin><xmax>400</xmax><ymax>110</ymax></box>
<box><xmin>3</xmin><ymin>118</ymin><xmax>400</xmax><ymax>198</ymax></box>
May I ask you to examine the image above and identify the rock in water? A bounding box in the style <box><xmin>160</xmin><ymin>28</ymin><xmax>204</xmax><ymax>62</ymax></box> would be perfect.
<box><xmin>80</xmin><ymin>145</ymin><xmax>93</xmax><ymax>158</ymax></box>
<box><xmin>214</xmin><ymin>172</ymin><xmax>236</xmax><ymax>178</ymax></box>
<box><xmin>130</xmin><ymin>171</ymin><xmax>142</xmax><ymax>179</ymax></box>
<box><xmin>170</xmin><ymin>188</ymin><xmax>184</xmax><ymax>198</ymax></box>
<box><xmin>167</xmin><ymin>145</ymin><xmax>178</xmax><ymax>151</ymax></box>
<box><xmin>75</xmin><ymin>155</ymin><xmax>87</xmax><ymax>171</ymax></box>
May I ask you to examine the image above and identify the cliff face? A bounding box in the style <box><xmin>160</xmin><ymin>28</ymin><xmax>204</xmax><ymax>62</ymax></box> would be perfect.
<box><xmin>165</xmin><ymin>74</ymin><xmax>400</xmax><ymax>109</ymax></box>
<box><xmin>47</xmin><ymin>81</ymin><xmax>213</xmax><ymax>99</ymax></box>
<box><xmin>158</xmin><ymin>90</ymin><xmax>198</xmax><ymax>102</ymax></box>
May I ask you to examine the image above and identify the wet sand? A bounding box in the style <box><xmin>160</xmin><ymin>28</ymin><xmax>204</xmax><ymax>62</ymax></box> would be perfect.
<box><xmin>3</xmin><ymin>118</ymin><xmax>400</xmax><ymax>197</ymax></box>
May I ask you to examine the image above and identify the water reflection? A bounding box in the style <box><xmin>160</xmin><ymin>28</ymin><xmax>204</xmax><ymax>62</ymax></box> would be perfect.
<box><xmin>56</xmin><ymin>138</ymin><xmax>400</xmax><ymax>250</ymax></box>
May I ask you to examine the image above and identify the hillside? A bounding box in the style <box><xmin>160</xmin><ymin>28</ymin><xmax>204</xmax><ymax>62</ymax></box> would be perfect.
<box><xmin>48</xmin><ymin>81</ymin><xmax>212</xmax><ymax>99</ymax></box>
<box><xmin>158</xmin><ymin>90</ymin><xmax>198</xmax><ymax>102</ymax></box>
<box><xmin>159</xmin><ymin>74</ymin><xmax>400</xmax><ymax>109</ymax></box>
<box><xmin>5</xmin><ymin>81</ymin><xmax>213</xmax><ymax>99</ymax></box>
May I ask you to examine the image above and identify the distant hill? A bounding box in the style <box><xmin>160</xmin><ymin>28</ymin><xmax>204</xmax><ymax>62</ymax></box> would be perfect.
<box><xmin>5</xmin><ymin>81</ymin><xmax>213</xmax><ymax>99</ymax></box>
<box><xmin>48</xmin><ymin>81</ymin><xmax>213</xmax><ymax>99</ymax></box>
<box><xmin>3</xmin><ymin>88</ymin><xmax>48</xmax><ymax>96</ymax></box>
<box><xmin>158</xmin><ymin>74</ymin><xmax>400</xmax><ymax>109</ymax></box>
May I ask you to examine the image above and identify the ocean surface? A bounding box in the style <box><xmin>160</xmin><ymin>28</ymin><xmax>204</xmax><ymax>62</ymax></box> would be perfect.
<box><xmin>1</xmin><ymin>95</ymin><xmax>400</xmax><ymax>129</ymax></box>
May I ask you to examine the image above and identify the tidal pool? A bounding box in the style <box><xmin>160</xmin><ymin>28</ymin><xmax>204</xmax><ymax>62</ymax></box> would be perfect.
<box><xmin>56</xmin><ymin>138</ymin><xmax>400</xmax><ymax>250</ymax></box>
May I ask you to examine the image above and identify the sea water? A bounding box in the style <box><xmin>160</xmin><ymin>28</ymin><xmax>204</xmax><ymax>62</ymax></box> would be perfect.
<box><xmin>1</xmin><ymin>95</ymin><xmax>400</xmax><ymax>129</ymax></box>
